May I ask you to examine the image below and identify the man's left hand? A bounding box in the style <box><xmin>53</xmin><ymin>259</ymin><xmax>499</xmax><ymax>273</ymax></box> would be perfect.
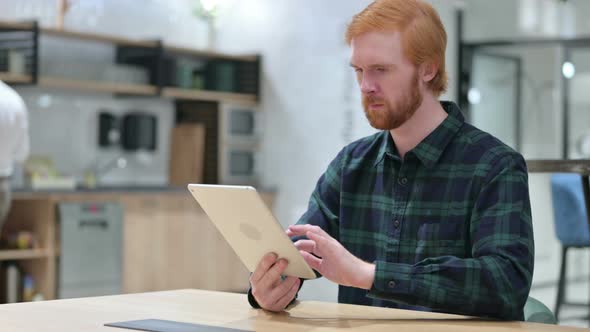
<box><xmin>286</xmin><ymin>224</ymin><xmax>375</xmax><ymax>290</ymax></box>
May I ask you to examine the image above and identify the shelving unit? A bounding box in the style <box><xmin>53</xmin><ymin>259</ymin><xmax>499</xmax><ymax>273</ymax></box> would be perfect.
<box><xmin>0</xmin><ymin>249</ymin><xmax>53</xmax><ymax>261</ymax></box>
<box><xmin>38</xmin><ymin>77</ymin><xmax>158</xmax><ymax>96</ymax></box>
<box><xmin>0</xmin><ymin>198</ymin><xmax>56</xmax><ymax>303</ymax></box>
<box><xmin>162</xmin><ymin>87</ymin><xmax>257</xmax><ymax>106</ymax></box>
<box><xmin>0</xmin><ymin>72</ymin><xmax>32</xmax><ymax>84</ymax></box>
<box><xmin>0</xmin><ymin>20</ymin><xmax>261</xmax><ymax>104</ymax></box>
<box><xmin>42</xmin><ymin>27</ymin><xmax>159</xmax><ymax>48</ymax></box>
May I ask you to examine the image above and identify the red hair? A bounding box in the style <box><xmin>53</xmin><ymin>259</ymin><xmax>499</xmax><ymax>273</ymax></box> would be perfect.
<box><xmin>346</xmin><ymin>0</ymin><xmax>448</xmax><ymax>96</ymax></box>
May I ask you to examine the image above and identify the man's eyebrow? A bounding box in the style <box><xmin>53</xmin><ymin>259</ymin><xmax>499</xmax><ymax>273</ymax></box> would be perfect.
<box><xmin>349</xmin><ymin>63</ymin><xmax>396</xmax><ymax>69</ymax></box>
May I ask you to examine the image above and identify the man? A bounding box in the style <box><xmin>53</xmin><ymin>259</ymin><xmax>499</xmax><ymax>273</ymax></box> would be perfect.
<box><xmin>0</xmin><ymin>80</ymin><xmax>30</xmax><ymax>231</ymax></box>
<box><xmin>248</xmin><ymin>0</ymin><xmax>534</xmax><ymax>320</ymax></box>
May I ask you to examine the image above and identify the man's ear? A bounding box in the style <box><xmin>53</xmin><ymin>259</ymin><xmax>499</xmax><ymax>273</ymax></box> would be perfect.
<box><xmin>420</xmin><ymin>61</ymin><xmax>438</xmax><ymax>83</ymax></box>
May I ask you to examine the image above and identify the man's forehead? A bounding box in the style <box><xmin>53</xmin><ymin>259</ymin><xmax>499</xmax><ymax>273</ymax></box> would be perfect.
<box><xmin>349</xmin><ymin>30</ymin><xmax>404</xmax><ymax>64</ymax></box>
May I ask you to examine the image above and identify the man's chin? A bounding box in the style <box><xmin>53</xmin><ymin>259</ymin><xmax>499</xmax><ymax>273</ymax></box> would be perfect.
<box><xmin>367</xmin><ymin>118</ymin><xmax>397</xmax><ymax>131</ymax></box>
<box><xmin>365</xmin><ymin>111</ymin><xmax>398</xmax><ymax>130</ymax></box>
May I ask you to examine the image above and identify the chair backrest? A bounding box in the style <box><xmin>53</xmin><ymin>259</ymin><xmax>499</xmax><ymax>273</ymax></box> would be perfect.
<box><xmin>524</xmin><ymin>296</ymin><xmax>557</xmax><ymax>324</ymax></box>
<box><xmin>550</xmin><ymin>173</ymin><xmax>590</xmax><ymax>246</ymax></box>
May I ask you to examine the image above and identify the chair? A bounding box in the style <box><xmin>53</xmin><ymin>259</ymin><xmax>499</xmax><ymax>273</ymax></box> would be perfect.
<box><xmin>550</xmin><ymin>173</ymin><xmax>590</xmax><ymax>322</ymax></box>
<box><xmin>524</xmin><ymin>296</ymin><xmax>557</xmax><ymax>324</ymax></box>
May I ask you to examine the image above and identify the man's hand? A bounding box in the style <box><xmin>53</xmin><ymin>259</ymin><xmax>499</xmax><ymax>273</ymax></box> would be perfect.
<box><xmin>249</xmin><ymin>252</ymin><xmax>301</xmax><ymax>312</ymax></box>
<box><xmin>287</xmin><ymin>224</ymin><xmax>375</xmax><ymax>290</ymax></box>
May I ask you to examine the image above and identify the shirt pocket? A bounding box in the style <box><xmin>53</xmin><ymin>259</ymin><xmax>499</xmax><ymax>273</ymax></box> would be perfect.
<box><xmin>415</xmin><ymin>220</ymin><xmax>468</xmax><ymax>261</ymax></box>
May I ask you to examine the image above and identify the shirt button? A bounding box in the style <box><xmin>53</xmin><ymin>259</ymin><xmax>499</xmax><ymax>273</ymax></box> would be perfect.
<box><xmin>388</xmin><ymin>280</ymin><xmax>396</xmax><ymax>288</ymax></box>
<box><xmin>398</xmin><ymin>177</ymin><xmax>408</xmax><ymax>185</ymax></box>
<box><xmin>393</xmin><ymin>220</ymin><xmax>400</xmax><ymax>228</ymax></box>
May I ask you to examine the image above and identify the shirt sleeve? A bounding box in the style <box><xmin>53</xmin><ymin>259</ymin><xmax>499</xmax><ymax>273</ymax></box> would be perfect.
<box><xmin>295</xmin><ymin>148</ymin><xmax>345</xmax><ymax>240</ymax></box>
<box><xmin>367</xmin><ymin>153</ymin><xmax>535</xmax><ymax>321</ymax></box>
<box><xmin>247</xmin><ymin>149</ymin><xmax>345</xmax><ymax>308</ymax></box>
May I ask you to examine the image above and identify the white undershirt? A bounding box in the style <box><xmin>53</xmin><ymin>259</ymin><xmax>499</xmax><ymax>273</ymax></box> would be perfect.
<box><xmin>0</xmin><ymin>81</ymin><xmax>29</xmax><ymax>177</ymax></box>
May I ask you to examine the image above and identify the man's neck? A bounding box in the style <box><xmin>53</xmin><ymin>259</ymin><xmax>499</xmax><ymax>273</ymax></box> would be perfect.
<box><xmin>390</xmin><ymin>96</ymin><xmax>448</xmax><ymax>159</ymax></box>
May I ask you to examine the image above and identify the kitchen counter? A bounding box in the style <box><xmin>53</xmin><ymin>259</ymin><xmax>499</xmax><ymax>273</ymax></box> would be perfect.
<box><xmin>13</xmin><ymin>185</ymin><xmax>186</xmax><ymax>195</ymax></box>
<box><xmin>6</xmin><ymin>186</ymin><xmax>276</xmax><ymax>298</ymax></box>
<box><xmin>12</xmin><ymin>186</ymin><xmax>188</xmax><ymax>200</ymax></box>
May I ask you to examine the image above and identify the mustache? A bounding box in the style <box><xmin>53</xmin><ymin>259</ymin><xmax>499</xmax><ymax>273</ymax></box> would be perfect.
<box><xmin>363</xmin><ymin>95</ymin><xmax>385</xmax><ymax>104</ymax></box>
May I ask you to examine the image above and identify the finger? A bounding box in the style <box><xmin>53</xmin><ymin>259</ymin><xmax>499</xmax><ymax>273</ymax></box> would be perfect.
<box><xmin>305</xmin><ymin>231</ymin><xmax>328</xmax><ymax>256</ymax></box>
<box><xmin>250</xmin><ymin>252</ymin><xmax>278</xmax><ymax>285</ymax></box>
<box><xmin>269</xmin><ymin>275</ymin><xmax>298</xmax><ymax>302</ymax></box>
<box><xmin>289</xmin><ymin>224</ymin><xmax>329</xmax><ymax>238</ymax></box>
<box><xmin>293</xmin><ymin>239</ymin><xmax>316</xmax><ymax>253</ymax></box>
<box><xmin>258</xmin><ymin>258</ymin><xmax>288</xmax><ymax>291</ymax></box>
<box><xmin>271</xmin><ymin>275</ymin><xmax>282</xmax><ymax>288</ymax></box>
<box><xmin>286</xmin><ymin>225</ymin><xmax>306</xmax><ymax>237</ymax></box>
<box><xmin>260</xmin><ymin>275</ymin><xmax>297</xmax><ymax>312</ymax></box>
<box><xmin>273</xmin><ymin>278</ymin><xmax>301</xmax><ymax>310</ymax></box>
<box><xmin>300</xmin><ymin>250</ymin><xmax>322</xmax><ymax>272</ymax></box>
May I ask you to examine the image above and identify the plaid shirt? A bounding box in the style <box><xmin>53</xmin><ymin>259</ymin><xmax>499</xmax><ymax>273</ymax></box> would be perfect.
<box><xmin>296</xmin><ymin>101</ymin><xmax>534</xmax><ymax>320</ymax></box>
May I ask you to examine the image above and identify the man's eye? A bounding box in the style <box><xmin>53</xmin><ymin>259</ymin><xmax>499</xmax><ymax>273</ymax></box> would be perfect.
<box><xmin>375</xmin><ymin>67</ymin><xmax>386</xmax><ymax>72</ymax></box>
<box><xmin>354</xmin><ymin>68</ymin><xmax>362</xmax><ymax>73</ymax></box>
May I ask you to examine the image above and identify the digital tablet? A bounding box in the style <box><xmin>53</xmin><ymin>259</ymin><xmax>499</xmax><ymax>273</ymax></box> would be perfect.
<box><xmin>187</xmin><ymin>184</ymin><xmax>317</xmax><ymax>279</ymax></box>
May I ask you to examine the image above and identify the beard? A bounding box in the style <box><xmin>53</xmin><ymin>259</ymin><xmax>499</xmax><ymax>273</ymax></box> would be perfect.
<box><xmin>362</xmin><ymin>71</ymin><xmax>423</xmax><ymax>130</ymax></box>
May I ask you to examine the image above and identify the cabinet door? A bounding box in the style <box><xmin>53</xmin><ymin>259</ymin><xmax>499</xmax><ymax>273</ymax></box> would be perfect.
<box><xmin>58</xmin><ymin>202</ymin><xmax>123</xmax><ymax>298</ymax></box>
<box><xmin>122</xmin><ymin>195</ymin><xmax>164</xmax><ymax>293</ymax></box>
<box><xmin>122</xmin><ymin>194</ymin><xmax>251</xmax><ymax>294</ymax></box>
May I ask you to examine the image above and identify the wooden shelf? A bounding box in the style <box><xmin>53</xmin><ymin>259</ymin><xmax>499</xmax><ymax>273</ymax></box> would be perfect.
<box><xmin>165</xmin><ymin>45</ymin><xmax>258</xmax><ymax>62</ymax></box>
<box><xmin>0</xmin><ymin>249</ymin><xmax>53</xmax><ymax>261</ymax></box>
<box><xmin>38</xmin><ymin>77</ymin><xmax>158</xmax><ymax>96</ymax></box>
<box><xmin>0</xmin><ymin>72</ymin><xmax>33</xmax><ymax>84</ymax></box>
<box><xmin>42</xmin><ymin>27</ymin><xmax>159</xmax><ymax>48</ymax></box>
<box><xmin>0</xmin><ymin>74</ymin><xmax>260</xmax><ymax>102</ymax></box>
<box><xmin>162</xmin><ymin>87</ymin><xmax>257</xmax><ymax>106</ymax></box>
<box><xmin>0</xmin><ymin>21</ymin><xmax>34</xmax><ymax>30</ymax></box>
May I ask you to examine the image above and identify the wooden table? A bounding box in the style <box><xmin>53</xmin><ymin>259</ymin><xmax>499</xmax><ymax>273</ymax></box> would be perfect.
<box><xmin>526</xmin><ymin>159</ymin><xmax>590</xmax><ymax>228</ymax></box>
<box><xmin>0</xmin><ymin>289</ymin><xmax>583</xmax><ymax>331</ymax></box>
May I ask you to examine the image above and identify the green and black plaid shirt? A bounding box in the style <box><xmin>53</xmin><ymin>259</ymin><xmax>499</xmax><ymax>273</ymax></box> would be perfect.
<box><xmin>296</xmin><ymin>101</ymin><xmax>534</xmax><ymax>320</ymax></box>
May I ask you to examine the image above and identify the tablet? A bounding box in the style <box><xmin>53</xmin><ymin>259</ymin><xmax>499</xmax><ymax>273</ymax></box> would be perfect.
<box><xmin>187</xmin><ymin>184</ymin><xmax>317</xmax><ymax>280</ymax></box>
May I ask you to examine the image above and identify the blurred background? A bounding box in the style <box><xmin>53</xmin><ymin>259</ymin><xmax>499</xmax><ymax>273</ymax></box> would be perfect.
<box><xmin>0</xmin><ymin>0</ymin><xmax>589</xmax><ymax>327</ymax></box>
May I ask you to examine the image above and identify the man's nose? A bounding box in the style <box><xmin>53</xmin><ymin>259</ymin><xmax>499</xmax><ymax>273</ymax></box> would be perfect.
<box><xmin>360</xmin><ymin>75</ymin><xmax>377</xmax><ymax>95</ymax></box>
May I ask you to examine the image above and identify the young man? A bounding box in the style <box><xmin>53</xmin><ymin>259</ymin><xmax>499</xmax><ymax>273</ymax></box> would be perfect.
<box><xmin>248</xmin><ymin>0</ymin><xmax>534</xmax><ymax>320</ymax></box>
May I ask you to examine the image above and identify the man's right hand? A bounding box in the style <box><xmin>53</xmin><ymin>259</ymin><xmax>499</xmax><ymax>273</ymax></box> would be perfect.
<box><xmin>249</xmin><ymin>252</ymin><xmax>301</xmax><ymax>312</ymax></box>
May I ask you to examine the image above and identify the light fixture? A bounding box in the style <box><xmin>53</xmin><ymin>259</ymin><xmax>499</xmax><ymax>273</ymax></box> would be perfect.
<box><xmin>193</xmin><ymin>0</ymin><xmax>225</xmax><ymax>50</ymax></box>
<box><xmin>562</xmin><ymin>61</ymin><xmax>575</xmax><ymax>79</ymax></box>
<box><xmin>201</xmin><ymin>0</ymin><xmax>219</xmax><ymax>13</ymax></box>
<box><xmin>195</xmin><ymin>0</ymin><xmax>221</xmax><ymax>19</ymax></box>
<box><xmin>468</xmin><ymin>87</ymin><xmax>482</xmax><ymax>105</ymax></box>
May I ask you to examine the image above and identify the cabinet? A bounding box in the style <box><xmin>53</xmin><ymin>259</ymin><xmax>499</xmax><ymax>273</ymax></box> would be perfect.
<box><xmin>1</xmin><ymin>190</ymin><xmax>274</xmax><ymax>303</ymax></box>
<box><xmin>0</xmin><ymin>198</ymin><xmax>56</xmax><ymax>302</ymax></box>
<box><xmin>121</xmin><ymin>193</ymin><xmax>258</xmax><ymax>293</ymax></box>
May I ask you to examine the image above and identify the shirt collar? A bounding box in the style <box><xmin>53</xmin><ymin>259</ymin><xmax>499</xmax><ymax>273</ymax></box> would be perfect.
<box><xmin>373</xmin><ymin>101</ymin><xmax>464</xmax><ymax>168</ymax></box>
